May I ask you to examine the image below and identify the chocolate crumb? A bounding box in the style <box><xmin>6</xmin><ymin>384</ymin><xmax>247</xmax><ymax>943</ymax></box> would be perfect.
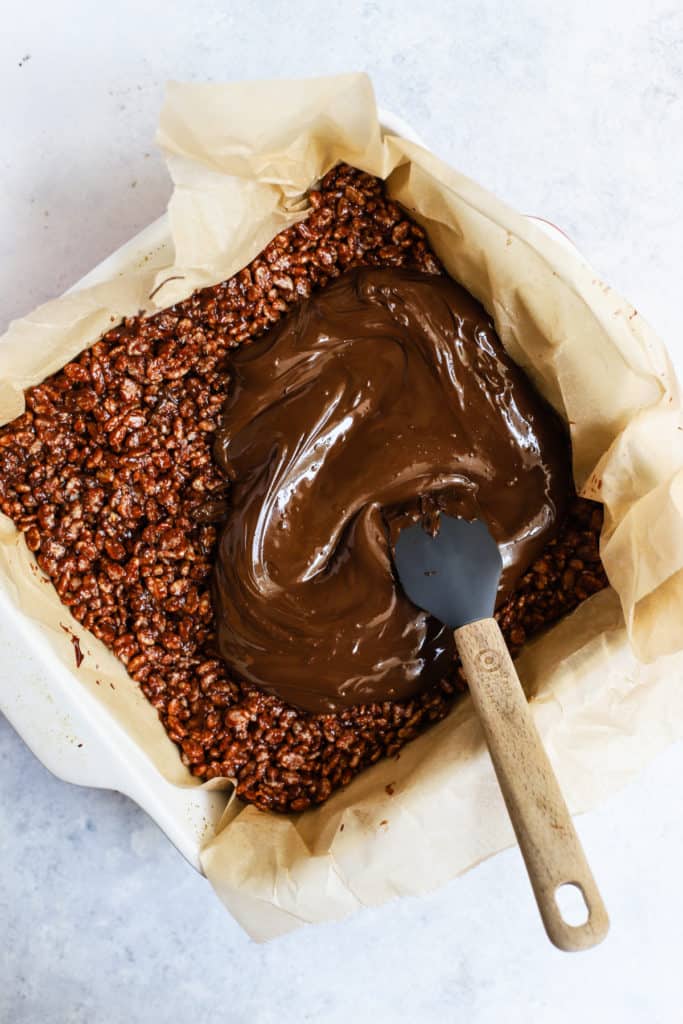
<box><xmin>60</xmin><ymin>623</ymin><xmax>84</xmax><ymax>667</ymax></box>
<box><xmin>72</xmin><ymin>636</ymin><xmax>84</xmax><ymax>668</ymax></box>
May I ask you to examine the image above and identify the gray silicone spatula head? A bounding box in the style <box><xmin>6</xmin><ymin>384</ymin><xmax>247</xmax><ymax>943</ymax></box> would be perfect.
<box><xmin>393</xmin><ymin>515</ymin><xmax>503</xmax><ymax>629</ymax></box>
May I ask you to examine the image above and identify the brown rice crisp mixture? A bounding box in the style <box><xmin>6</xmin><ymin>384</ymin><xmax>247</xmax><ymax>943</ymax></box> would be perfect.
<box><xmin>0</xmin><ymin>165</ymin><xmax>607</xmax><ymax>812</ymax></box>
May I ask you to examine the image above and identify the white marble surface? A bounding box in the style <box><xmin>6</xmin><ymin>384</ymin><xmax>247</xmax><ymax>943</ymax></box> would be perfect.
<box><xmin>2</xmin><ymin>2</ymin><xmax>683</xmax><ymax>1021</ymax></box>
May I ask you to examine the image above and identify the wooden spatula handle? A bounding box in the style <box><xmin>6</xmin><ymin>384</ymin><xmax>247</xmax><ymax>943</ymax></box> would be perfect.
<box><xmin>454</xmin><ymin>617</ymin><xmax>609</xmax><ymax>952</ymax></box>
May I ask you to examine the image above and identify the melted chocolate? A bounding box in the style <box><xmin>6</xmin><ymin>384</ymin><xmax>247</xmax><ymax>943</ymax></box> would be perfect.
<box><xmin>213</xmin><ymin>269</ymin><xmax>570</xmax><ymax>713</ymax></box>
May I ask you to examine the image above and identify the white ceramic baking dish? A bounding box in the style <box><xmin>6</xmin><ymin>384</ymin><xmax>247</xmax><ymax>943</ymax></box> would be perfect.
<box><xmin>0</xmin><ymin>108</ymin><xmax>575</xmax><ymax>872</ymax></box>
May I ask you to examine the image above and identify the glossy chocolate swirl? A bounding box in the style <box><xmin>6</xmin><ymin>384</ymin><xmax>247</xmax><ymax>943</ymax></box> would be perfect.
<box><xmin>213</xmin><ymin>268</ymin><xmax>570</xmax><ymax>713</ymax></box>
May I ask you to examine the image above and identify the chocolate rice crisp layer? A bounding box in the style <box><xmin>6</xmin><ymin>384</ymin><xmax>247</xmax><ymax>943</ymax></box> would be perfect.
<box><xmin>0</xmin><ymin>165</ymin><xmax>607</xmax><ymax>812</ymax></box>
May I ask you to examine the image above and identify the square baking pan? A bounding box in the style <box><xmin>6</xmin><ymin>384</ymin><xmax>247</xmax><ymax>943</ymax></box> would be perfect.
<box><xmin>0</xmin><ymin>108</ymin><xmax>574</xmax><ymax>872</ymax></box>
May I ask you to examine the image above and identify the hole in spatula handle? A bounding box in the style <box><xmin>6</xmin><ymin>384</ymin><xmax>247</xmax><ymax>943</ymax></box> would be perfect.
<box><xmin>555</xmin><ymin>882</ymin><xmax>590</xmax><ymax>926</ymax></box>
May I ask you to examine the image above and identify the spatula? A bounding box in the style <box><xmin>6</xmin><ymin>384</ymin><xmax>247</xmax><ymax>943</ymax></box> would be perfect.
<box><xmin>393</xmin><ymin>515</ymin><xmax>609</xmax><ymax>951</ymax></box>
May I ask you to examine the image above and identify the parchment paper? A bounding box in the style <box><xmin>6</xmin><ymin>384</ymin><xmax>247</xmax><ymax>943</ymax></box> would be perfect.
<box><xmin>2</xmin><ymin>74</ymin><xmax>683</xmax><ymax>941</ymax></box>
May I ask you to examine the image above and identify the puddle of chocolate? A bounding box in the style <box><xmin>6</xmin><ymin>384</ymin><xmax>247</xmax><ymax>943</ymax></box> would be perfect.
<box><xmin>213</xmin><ymin>268</ymin><xmax>571</xmax><ymax>712</ymax></box>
